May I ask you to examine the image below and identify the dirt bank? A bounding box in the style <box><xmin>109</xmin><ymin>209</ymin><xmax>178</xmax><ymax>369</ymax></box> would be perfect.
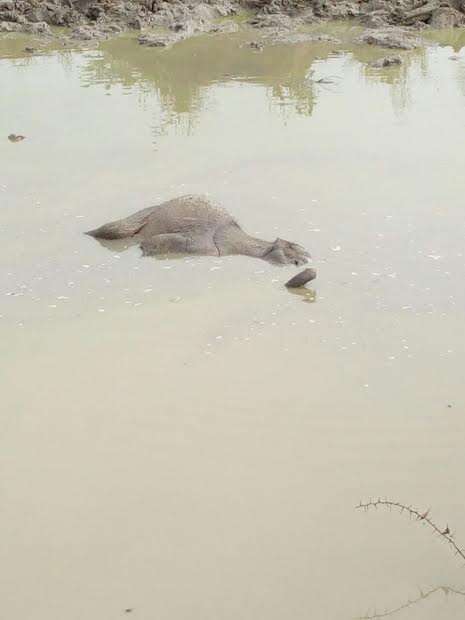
<box><xmin>1</xmin><ymin>0</ymin><xmax>465</xmax><ymax>46</ymax></box>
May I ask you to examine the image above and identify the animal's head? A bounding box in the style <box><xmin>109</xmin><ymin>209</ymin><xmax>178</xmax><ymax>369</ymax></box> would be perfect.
<box><xmin>265</xmin><ymin>238</ymin><xmax>311</xmax><ymax>266</ymax></box>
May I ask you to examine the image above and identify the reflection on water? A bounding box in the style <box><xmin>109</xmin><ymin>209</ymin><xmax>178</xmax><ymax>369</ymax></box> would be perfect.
<box><xmin>358</xmin><ymin>585</ymin><xmax>465</xmax><ymax>620</ymax></box>
<box><xmin>75</xmin><ymin>26</ymin><xmax>465</xmax><ymax>131</ymax></box>
<box><xmin>80</xmin><ymin>32</ymin><xmax>326</xmax><ymax>127</ymax></box>
<box><xmin>93</xmin><ymin>236</ymin><xmax>140</xmax><ymax>253</ymax></box>
<box><xmin>426</xmin><ymin>26</ymin><xmax>465</xmax><ymax>52</ymax></box>
<box><xmin>286</xmin><ymin>286</ymin><xmax>317</xmax><ymax>303</ymax></box>
<box><xmin>3</xmin><ymin>25</ymin><xmax>465</xmax><ymax>130</ymax></box>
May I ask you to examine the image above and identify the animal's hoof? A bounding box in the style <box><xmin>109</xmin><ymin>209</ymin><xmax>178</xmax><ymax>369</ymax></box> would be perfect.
<box><xmin>285</xmin><ymin>268</ymin><xmax>317</xmax><ymax>288</ymax></box>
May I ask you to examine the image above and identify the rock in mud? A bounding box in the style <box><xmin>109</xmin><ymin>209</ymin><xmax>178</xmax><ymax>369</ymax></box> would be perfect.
<box><xmin>138</xmin><ymin>31</ymin><xmax>180</xmax><ymax>47</ymax></box>
<box><xmin>247</xmin><ymin>40</ymin><xmax>264</xmax><ymax>50</ymax></box>
<box><xmin>265</xmin><ymin>31</ymin><xmax>340</xmax><ymax>45</ymax></box>
<box><xmin>430</xmin><ymin>7</ymin><xmax>465</xmax><ymax>28</ymax></box>
<box><xmin>369</xmin><ymin>54</ymin><xmax>402</xmax><ymax>67</ymax></box>
<box><xmin>0</xmin><ymin>18</ymin><xmax>51</xmax><ymax>34</ymax></box>
<box><xmin>394</xmin><ymin>0</ymin><xmax>440</xmax><ymax>25</ymax></box>
<box><xmin>358</xmin><ymin>27</ymin><xmax>421</xmax><ymax>50</ymax></box>
<box><xmin>360</xmin><ymin>9</ymin><xmax>391</xmax><ymax>28</ymax></box>
<box><xmin>245</xmin><ymin>0</ymin><xmax>359</xmax><ymax>19</ymax></box>
<box><xmin>0</xmin><ymin>19</ymin><xmax>20</xmax><ymax>31</ymax></box>
<box><xmin>285</xmin><ymin>268</ymin><xmax>317</xmax><ymax>288</ymax></box>
<box><xmin>312</xmin><ymin>0</ymin><xmax>360</xmax><ymax>18</ymax></box>
<box><xmin>358</xmin><ymin>0</ymin><xmax>465</xmax><ymax>28</ymax></box>
<box><xmin>248</xmin><ymin>13</ymin><xmax>296</xmax><ymax>29</ymax></box>
<box><xmin>70</xmin><ymin>22</ymin><xmax>123</xmax><ymax>40</ymax></box>
<box><xmin>23</xmin><ymin>21</ymin><xmax>52</xmax><ymax>35</ymax></box>
<box><xmin>208</xmin><ymin>21</ymin><xmax>239</xmax><ymax>33</ymax></box>
<box><xmin>2</xmin><ymin>0</ymin><xmax>465</xmax><ymax>46</ymax></box>
<box><xmin>0</xmin><ymin>9</ymin><xmax>25</xmax><ymax>24</ymax></box>
<box><xmin>128</xmin><ymin>15</ymin><xmax>144</xmax><ymax>29</ymax></box>
<box><xmin>71</xmin><ymin>24</ymin><xmax>115</xmax><ymax>40</ymax></box>
<box><xmin>24</xmin><ymin>2</ymin><xmax>71</xmax><ymax>26</ymax></box>
<box><xmin>70</xmin><ymin>25</ymin><xmax>99</xmax><ymax>40</ymax></box>
<box><xmin>151</xmin><ymin>1</ymin><xmax>237</xmax><ymax>36</ymax></box>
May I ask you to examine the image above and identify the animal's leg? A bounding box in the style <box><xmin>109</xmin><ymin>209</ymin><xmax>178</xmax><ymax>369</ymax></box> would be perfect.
<box><xmin>140</xmin><ymin>233</ymin><xmax>189</xmax><ymax>256</ymax></box>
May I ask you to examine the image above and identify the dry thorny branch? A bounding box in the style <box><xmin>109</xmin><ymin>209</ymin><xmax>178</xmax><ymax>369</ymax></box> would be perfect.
<box><xmin>356</xmin><ymin>498</ymin><xmax>465</xmax><ymax>562</ymax></box>
<box><xmin>355</xmin><ymin>585</ymin><xmax>465</xmax><ymax>620</ymax></box>
<box><xmin>355</xmin><ymin>499</ymin><xmax>465</xmax><ymax>619</ymax></box>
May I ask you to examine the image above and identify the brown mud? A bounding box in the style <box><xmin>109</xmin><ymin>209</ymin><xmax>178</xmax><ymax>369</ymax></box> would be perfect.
<box><xmin>2</xmin><ymin>1</ymin><xmax>465</xmax><ymax>48</ymax></box>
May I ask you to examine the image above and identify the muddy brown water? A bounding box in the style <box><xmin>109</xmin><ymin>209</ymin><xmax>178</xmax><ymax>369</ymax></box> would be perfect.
<box><xmin>2</xmin><ymin>24</ymin><xmax>465</xmax><ymax>620</ymax></box>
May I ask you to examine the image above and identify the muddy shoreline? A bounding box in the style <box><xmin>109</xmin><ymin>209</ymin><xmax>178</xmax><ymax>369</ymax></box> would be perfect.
<box><xmin>1</xmin><ymin>1</ymin><xmax>465</xmax><ymax>49</ymax></box>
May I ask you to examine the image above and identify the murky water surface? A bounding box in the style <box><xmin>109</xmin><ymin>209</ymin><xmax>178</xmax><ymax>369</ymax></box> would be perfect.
<box><xmin>2</xmin><ymin>24</ymin><xmax>465</xmax><ymax>620</ymax></box>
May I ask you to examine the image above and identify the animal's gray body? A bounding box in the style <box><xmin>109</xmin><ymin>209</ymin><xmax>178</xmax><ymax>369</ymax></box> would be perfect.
<box><xmin>86</xmin><ymin>195</ymin><xmax>310</xmax><ymax>266</ymax></box>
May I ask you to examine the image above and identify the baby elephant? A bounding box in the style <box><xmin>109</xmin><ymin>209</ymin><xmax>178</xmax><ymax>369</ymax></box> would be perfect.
<box><xmin>86</xmin><ymin>195</ymin><xmax>311</xmax><ymax>266</ymax></box>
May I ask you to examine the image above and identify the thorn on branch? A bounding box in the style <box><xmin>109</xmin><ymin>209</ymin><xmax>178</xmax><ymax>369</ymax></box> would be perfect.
<box><xmin>355</xmin><ymin>498</ymin><xmax>465</xmax><ymax>563</ymax></box>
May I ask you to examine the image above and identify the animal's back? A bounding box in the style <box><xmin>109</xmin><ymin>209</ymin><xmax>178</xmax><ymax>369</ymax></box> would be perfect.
<box><xmin>86</xmin><ymin>195</ymin><xmax>235</xmax><ymax>241</ymax></box>
<box><xmin>140</xmin><ymin>195</ymin><xmax>235</xmax><ymax>238</ymax></box>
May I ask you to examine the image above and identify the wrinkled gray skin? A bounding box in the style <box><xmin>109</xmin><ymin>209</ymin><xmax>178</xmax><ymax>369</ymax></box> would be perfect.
<box><xmin>86</xmin><ymin>195</ymin><xmax>310</xmax><ymax>266</ymax></box>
